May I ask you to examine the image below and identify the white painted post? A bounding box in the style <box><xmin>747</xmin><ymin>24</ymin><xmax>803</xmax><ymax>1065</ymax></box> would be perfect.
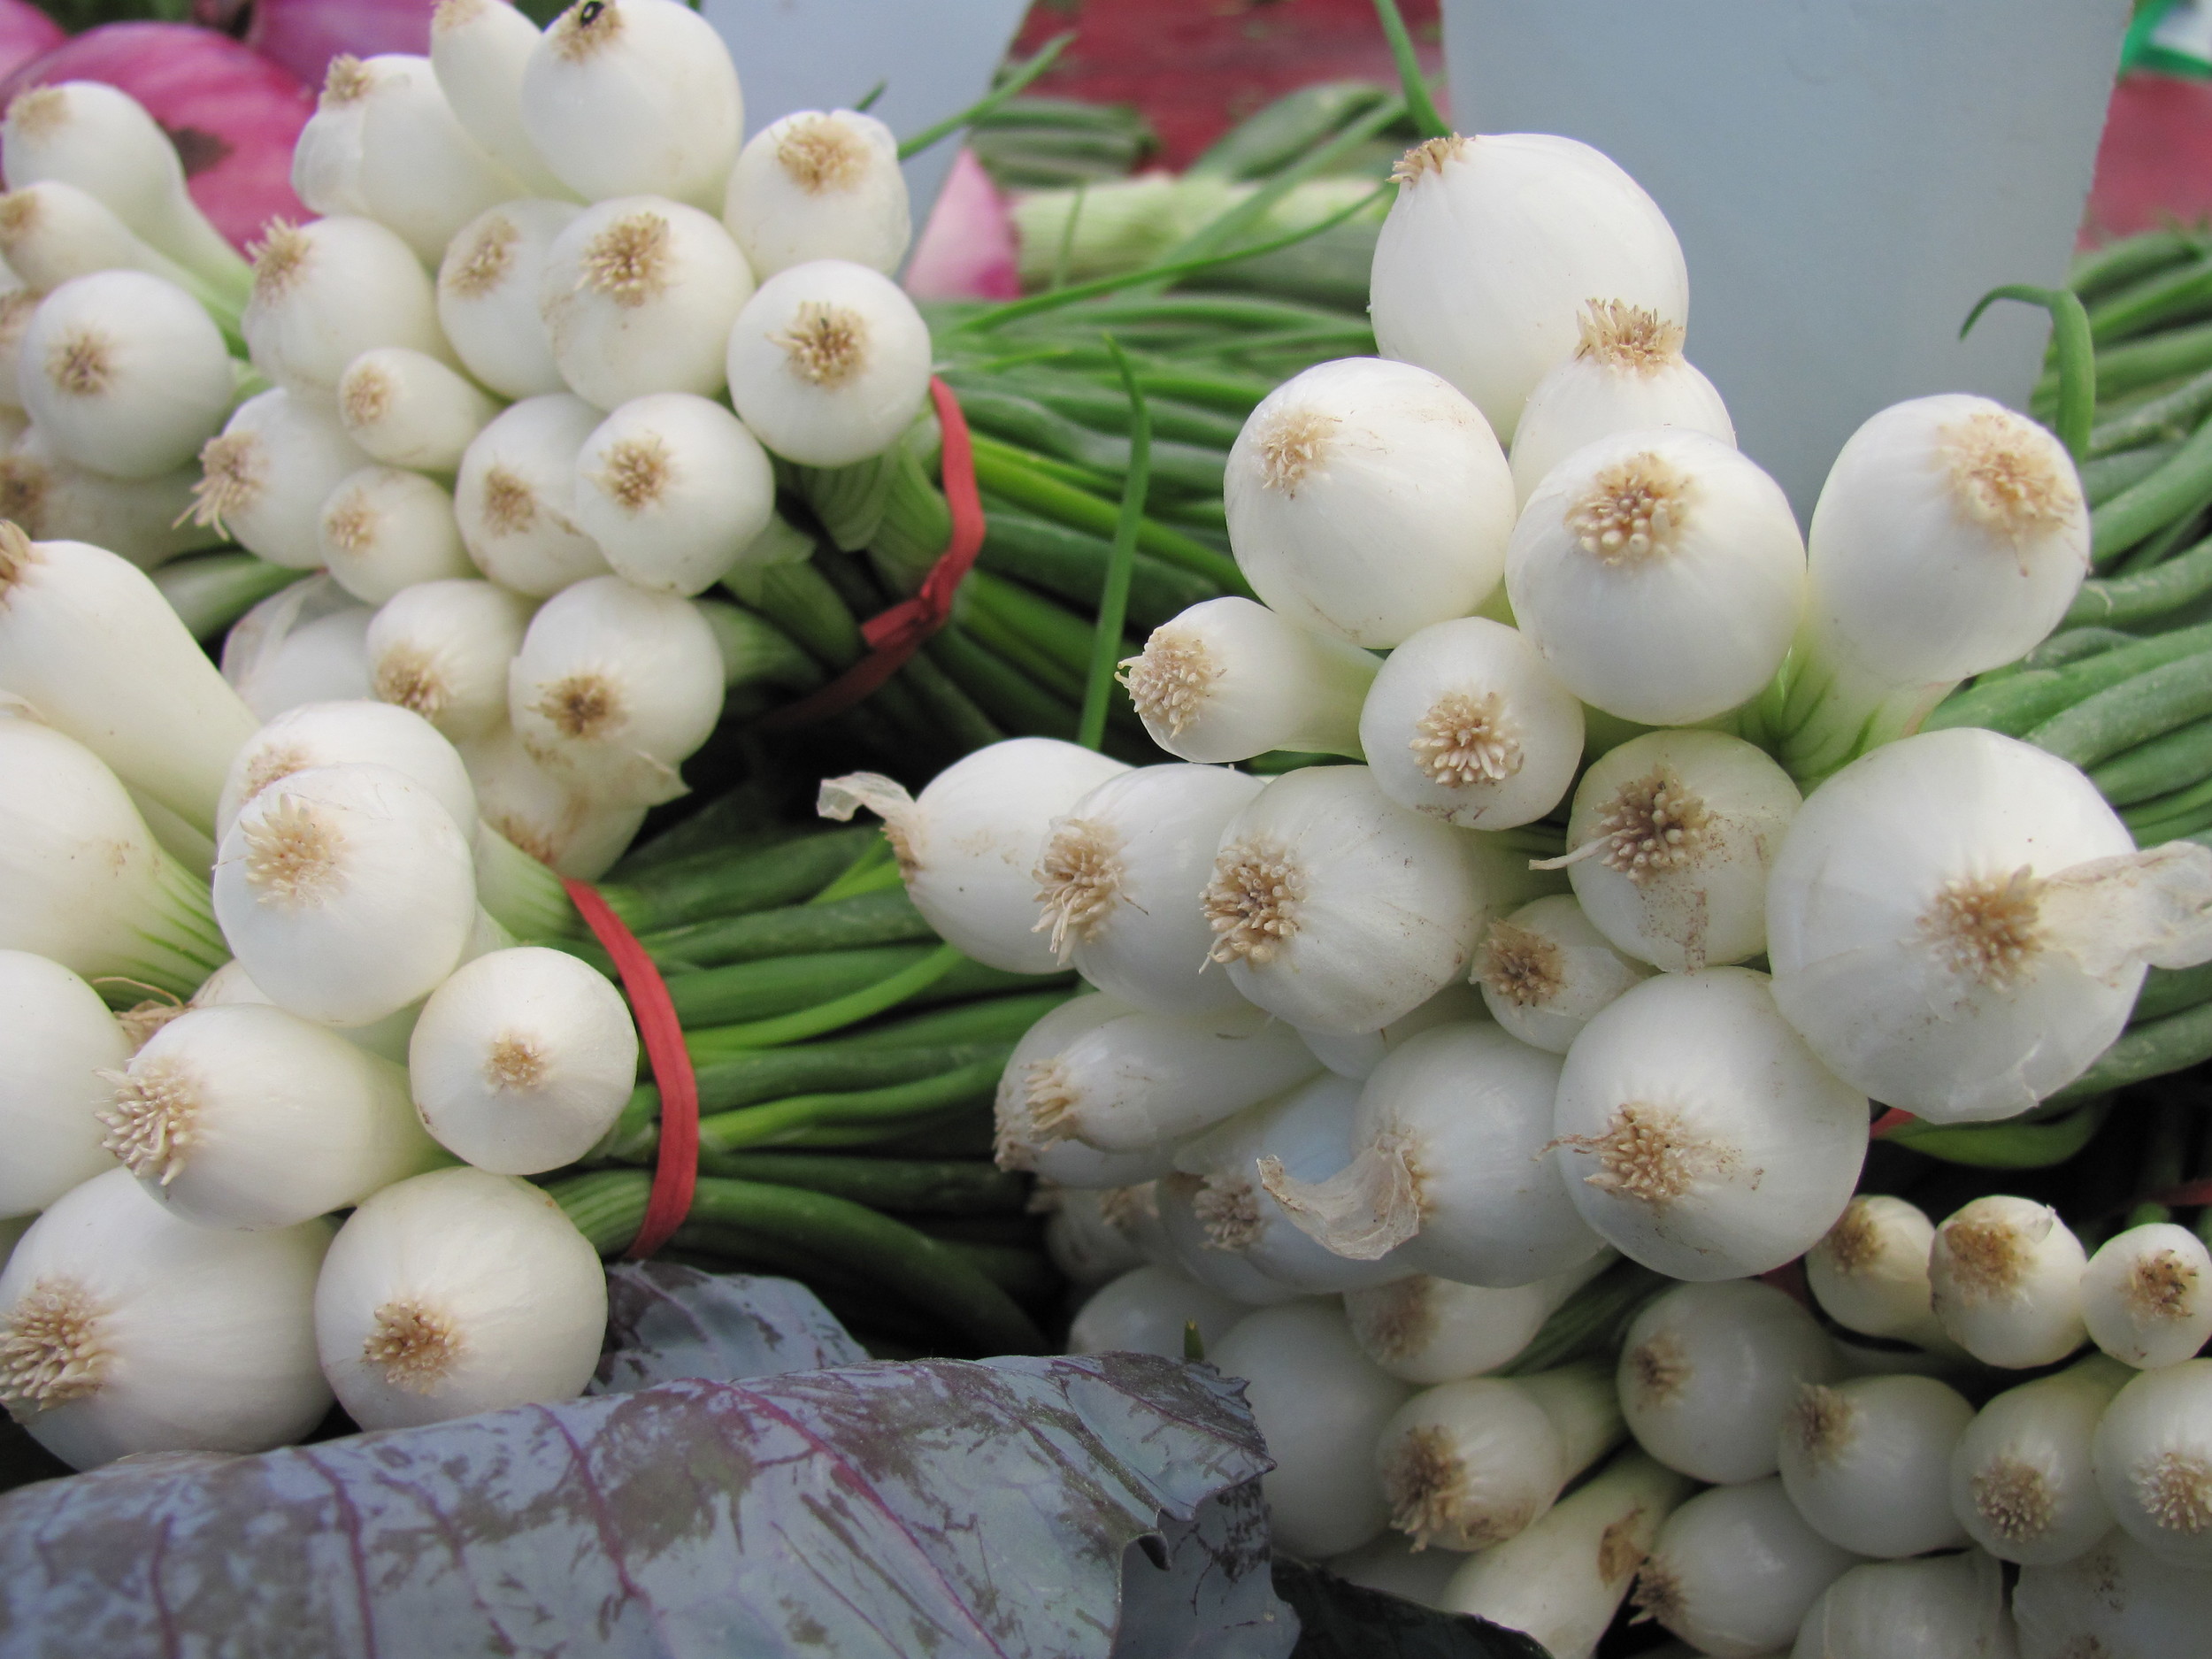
<box><xmin>1440</xmin><ymin>1</ymin><xmax>2131</xmax><ymax>516</ymax></box>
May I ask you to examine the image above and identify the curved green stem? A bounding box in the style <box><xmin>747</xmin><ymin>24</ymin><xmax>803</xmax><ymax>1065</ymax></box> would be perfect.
<box><xmin>1962</xmin><ymin>284</ymin><xmax>2094</xmax><ymax>460</ymax></box>
<box><xmin>1370</xmin><ymin>0</ymin><xmax>1449</xmax><ymax>139</ymax></box>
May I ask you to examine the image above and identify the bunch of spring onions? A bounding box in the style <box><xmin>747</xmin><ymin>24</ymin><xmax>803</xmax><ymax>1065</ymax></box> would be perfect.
<box><xmin>810</xmin><ymin>12</ymin><xmax>2212</xmax><ymax>1647</ymax></box>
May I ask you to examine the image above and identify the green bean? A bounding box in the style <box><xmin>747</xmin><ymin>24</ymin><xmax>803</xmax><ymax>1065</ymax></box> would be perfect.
<box><xmin>2137</xmin><ymin>962</ymin><xmax>2212</xmax><ymax>1025</ymax></box>
<box><xmin>2070</xmin><ymin>228</ymin><xmax>2207</xmax><ymax>303</ymax></box>
<box><xmin>548</xmin><ymin>1171</ymin><xmax>1047</xmax><ymax>1355</ymax></box>
<box><xmin>1885</xmin><ymin>1098</ymin><xmax>2114</xmax><ymax>1167</ymax></box>
<box><xmin>968</xmin><ymin>438</ymin><xmax>1248</xmax><ymax>593</ymax></box>
<box><xmin>2051</xmin><ymin>1001</ymin><xmax>2212</xmax><ymax>1102</ymax></box>
<box><xmin>2089</xmin><ymin>414</ymin><xmax>2212</xmax><ymax>564</ymax></box>
<box><xmin>678</xmin><ymin>943</ymin><xmax>967</xmax><ymax>1051</ymax></box>
<box><xmin>2128</xmin><ymin>797</ymin><xmax>2212</xmax><ymax>847</ymax></box>
<box><xmin>690</xmin><ymin>1151</ymin><xmax>1027</xmax><ymax>1213</ymax></box>
<box><xmin>2070</xmin><ymin>532</ymin><xmax>2212</xmax><ymax>626</ymax></box>
<box><xmin>601</xmin><ymin>828</ymin><xmax>878</xmax><ymax>933</ymax></box>
<box><xmin>1927</xmin><ymin>622</ymin><xmax>2212</xmax><ymax>733</ymax></box>
<box><xmin>948</xmin><ymin>385</ymin><xmax>1226</xmax><ymax>498</ymax></box>
<box><xmin>891</xmin><ymin>646</ymin><xmax>1009</xmax><ymax>757</ymax></box>
<box><xmin>1189</xmin><ymin>80</ymin><xmax>1395</xmax><ymax>180</ymax></box>
<box><xmin>2116</xmin><ymin>491</ymin><xmax>2212</xmax><ymax>573</ymax></box>
<box><xmin>975</xmin><ymin>503</ymin><xmax>1218</xmax><ymax>631</ymax></box>
<box><xmin>841</xmin><ymin>989</ymin><xmax>1073</xmax><ymax>1048</ymax></box>
<box><xmin>2081</xmin><ymin>321</ymin><xmax>2212</xmax><ymax>405</ymax></box>
<box><xmin>936</xmin><ymin>1240</ymin><xmax>1057</xmax><ymax>1304</ymax></box>
<box><xmin>621</xmin><ymin>889</ymin><xmax>933</xmax><ymax>973</ymax></box>
<box><xmin>2026</xmin><ymin>626</ymin><xmax>2140</xmax><ymax>668</ymax></box>
<box><xmin>992</xmin><ymin>375</ymin><xmax>1246</xmax><ymax>449</ymax></box>
<box><xmin>2082</xmin><ymin>442</ymin><xmax>2182</xmax><ymax>506</ymax></box>
<box><xmin>925</xmin><ymin>626</ymin><xmax>1081</xmax><ymax>741</ymax></box>
<box><xmin>657</xmin><ymin>945</ymin><xmax>930</xmax><ymax>1030</ymax></box>
<box><xmin>2026</xmin><ymin>657</ymin><xmax>2212</xmax><ymax>769</ymax></box>
<box><xmin>694</xmin><ymin>1056</ymin><xmax>1004</xmax><ymax>1152</ymax></box>
<box><xmin>2124</xmin><ymin>774</ymin><xmax>2212</xmax><ymax>840</ymax></box>
<box><xmin>2087</xmin><ymin>254</ymin><xmax>2212</xmax><ymax>344</ymax></box>
<box><xmin>2090</xmin><ymin>714</ymin><xmax>2212</xmax><ymax>806</ymax></box>
<box><xmin>2087</xmin><ymin>365</ymin><xmax>2212</xmax><ymax>457</ymax></box>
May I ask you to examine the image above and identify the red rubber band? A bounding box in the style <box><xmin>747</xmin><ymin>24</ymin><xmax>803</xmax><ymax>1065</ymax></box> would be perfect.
<box><xmin>564</xmin><ymin>878</ymin><xmax>697</xmax><ymax>1259</ymax></box>
<box><xmin>1870</xmin><ymin>1109</ymin><xmax>1916</xmax><ymax>1139</ymax></box>
<box><xmin>2149</xmin><ymin>1177</ymin><xmax>2212</xmax><ymax>1207</ymax></box>
<box><xmin>757</xmin><ymin>377</ymin><xmax>987</xmax><ymax>732</ymax></box>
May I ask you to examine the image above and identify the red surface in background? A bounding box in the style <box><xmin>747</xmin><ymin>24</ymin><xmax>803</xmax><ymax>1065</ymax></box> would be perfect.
<box><xmin>1012</xmin><ymin>1</ymin><xmax>2207</xmax><ymax>247</ymax></box>
<box><xmin>1011</xmin><ymin>0</ymin><xmax>1442</xmax><ymax>169</ymax></box>
<box><xmin>2085</xmin><ymin>73</ymin><xmax>2212</xmax><ymax>241</ymax></box>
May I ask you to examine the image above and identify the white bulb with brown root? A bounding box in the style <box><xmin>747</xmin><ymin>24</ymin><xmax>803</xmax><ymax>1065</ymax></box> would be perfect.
<box><xmin>1343</xmin><ymin>1254</ymin><xmax>1613</xmax><ymax>1386</ymax></box>
<box><xmin>1949</xmin><ymin>1354</ymin><xmax>2130</xmax><ymax>1567</ymax></box>
<box><xmin>1358</xmin><ymin>616</ymin><xmax>1585</xmax><ymax>830</ymax></box>
<box><xmin>724</xmin><ymin>109</ymin><xmax>910</xmax><ymax>278</ymax></box>
<box><xmin>0</xmin><ymin>1168</ymin><xmax>331</xmax><ymax>1471</ymax></box>
<box><xmin>571</xmin><ymin>391</ymin><xmax>775</xmax><ymax>595</ymax></box>
<box><xmin>459</xmin><ymin>725</ymin><xmax>644</xmax><ymax>881</ymax></box>
<box><xmin>1928</xmin><ymin>1194</ymin><xmax>2088</xmax><ymax>1369</ymax></box>
<box><xmin>409</xmin><ymin>946</ymin><xmax>637</xmax><ymax>1173</ymax></box>
<box><xmin>1767</xmin><ymin>726</ymin><xmax>2212</xmax><ymax>1123</ymax></box>
<box><xmin>293</xmin><ymin>53</ymin><xmax>526</xmax><ymax>264</ymax></box>
<box><xmin>540</xmin><ymin>195</ymin><xmax>754</xmax><ymax>411</ymax></box>
<box><xmin>991</xmin><ymin>995</ymin><xmax>1179</xmax><ymax>1190</ymax></box>
<box><xmin>1509</xmin><ymin>300</ymin><xmax>1735</xmax><ymax>506</ymax></box>
<box><xmin>194</xmin><ymin>388</ymin><xmax>379</xmax><ymax>572</ymax></box>
<box><xmin>318</xmin><ymin>466</ymin><xmax>479</xmax><ymax>604</ymax></box>
<box><xmin>1031</xmin><ymin>762</ymin><xmax>1263</xmax><ymax>1014</ymax></box>
<box><xmin>438</xmin><ymin>199</ymin><xmax>580</xmax><ymax>400</ymax></box>
<box><xmin>1370</xmin><ymin>132</ymin><xmax>1687</xmax><ymax>444</ymax></box>
<box><xmin>0</xmin><ymin>951</ymin><xmax>128</xmax><ymax>1218</ymax></box>
<box><xmin>1263</xmin><ymin>1020</ymin><xmax>1603</xmax><ymax>1286</ymax></box>
<box><xmin>1617</xmin><ymin>1279</ymin><xmax>1839</xmax><ymax>1486</ymax></box>
<box><xmin>211</xmin><ymin>762</ymin><xmax>478</xmax><ymax>1026</ymax></box>
<box><xmin>1224</xmin><ymin>356</ymin><xmax>1517</xmax><ymax>648</ymax></box>
<box><xmin>1788</xmin><ymin>1548</ymin><xmax>2016</xmax><ymax>1659</ymax></box>
<box><xmin>242</xmin><ymin>215</ymin><xmax>452</xmax><ymax>401</ymax></box>
<box><xmin>2091</xmin><ymin>1357</ymin><xmax>2212</xmax><ymax>1569</ymax></box>
<box><xmin>100</xmin><ymin>1002</ymin><xmax>445</xmax><ymax>1229</ymax></box>
<box><xmin>518</xmin><ymin>0</ymin><xmax>741</xmax><ymax>211</ymax></box>
<box><xmin>1119</xmin><ymin>595</ymin><xmax>1379</xmax><ymax>764</ymax></box>
<box><xmin>1473</xmin><ymin>895</ymin><xmax>1654</xmax><ymax>1053</ymax></box>
<box><xmin>367</xmin><ymin>579</ymin><xmax>536</xmax><ymax>744</ymax></box>
<box><xmin>2012</xmin><ymin>1529</ymin><xmax>2205</xmax><ymax>1659</ymax></box>
<box><xmin>821</xmin><ymin>738</ymin><xmax>1129</xmax><ymax>975</ymax></box>
<box><xmin>452</xmin><ymin>392</ymin><xmax>611</xmax><ymax>595</ymax></box>
<box><xmin>1543</xmin><ymin>729</ymin><xmax>1800</xmax><ymax>972</ymax></box>
<box><xmin>17</xmin><ymin>271</ymin><xmax>234</xmax><ymax>480</ymax></box>
<box><xmin>726</xmin><ymin>258</ymin><xmax>932</xmax><ymax>467</ymax></box>
<box><xmin>216</xmin><ymin>697</ymin><xmax>478</xmax><ymax>851</ymax></box>
<box><xmin>1505</xmin><ymin>427</ymin><xmax>1805</xmax><ymax>726</ymax></box>
<box><xmin>2083</xmin><ymin>1221</ymin><xmax>2212</xmax><ymax>1370</ymax></box>
<box><xmin>1196</xmin><ymin>764</ymin><xmax>1505</xmax><ymax>1035</ymax></box>
<box><xmin>1629</xmin><ymin>1476</ymin><xmax>1862</xmax><ymax>1659</ymax></box>
<box><xmin>338</xmin><ymin>346</ymin><xmax>504</xmax><ymax>472</ymax></box>
<box><xmin>313</xmin><ymin>1164</ymin><xmax>607</xmax><ymax>1431</ymax></box>
<box><xmin>1803</xmin><ymin>1194</ymin><xmax>1954</xmax><ymax>1352</ymax></box>
<box><xmin>1777</xmin><ymin>1372</ymin><xmax>1976</xmax><ymax>1558</ymax></box>
<box><xmin>1551</xmin><ymin>969</ymin><xmax>1868</xmax><ymax>1280</ymax></box>
<box><xmin>1438</xmin><ymin>1449</ymin><xmax>1694</xmax><ymax>1659</ymax></box>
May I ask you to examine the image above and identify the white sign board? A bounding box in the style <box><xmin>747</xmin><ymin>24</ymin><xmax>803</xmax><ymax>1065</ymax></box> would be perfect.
<box><xmin>698</xmin><ymin>0</ymin><xmax>1033</xmax><ymax>234</ymax></box>
<box><xmin>1441</xmin><ymin>1</ymin><xmax>2130</xmax><ymax>517</ymax></box>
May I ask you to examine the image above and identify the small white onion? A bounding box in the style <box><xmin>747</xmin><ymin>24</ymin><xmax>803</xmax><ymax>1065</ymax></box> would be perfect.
<box><xmin>318</xmin><ymin>465</ymin><xmax>478</xmax><ymax>604</ymax></box>
<box><xmin>1509</xmin><ymin>299</ymin><xmax>1735</xmax><ymax>505</ymax></box>
<box><xmin>314</xmin><ymin>1164</ymin><xmax>607</xmax><ymax>1430</ymax></box>
<box><xmin>1788</xmin><ymin>1548</ymin><xmax>2016</xmax><ymax>1659</ymax></box>
<box><xmin>821</xmin><ymin>739</ymin><xmax>1130</xmax><ymax>976</ymax></box>
<box><xmin>0</xmin><ymin>950</ymin><xmax>127</xmax><ymax>1217</ymax></box>
<box><xmin>1031</xmin><ymin>762</ymin><xmax>1264</xmax><ymax>1015</ymax></box>
<box><xmin>1506</xmin><ymin>427</ymin><xmax>1804</xmax><ymax>726</ymax></box>
<box><xmin>1152</xmin><ymin>1170</ymin><xmax>1300</xmax><ymax>1305</ymax></box>
<box><xmin>1119</xmin><ymin>596</ymin><xmax>1378</xmax><ymax>764</ymax></box>
<box><xmin>367</xmin><ymin>578</ymin><xmax>536</xmax><ymax>743</ymax></box>
<box><xmin>1950</xmin><ymin>1355</ymin><xmax>2130</xmax><ymax>1566</ymax></box>
<box><xmin>242</xmin><ymin>215</ymin><xmax>451</xmax><ymax>401</ymax></box>
<box><xmin>1928</xmin><ymin>1194</ymin><xmax>2089</xmax><ymax>1369</ymax></box>
<box><xmin>1224</xmin><ymin>357</ymin><xmax>1515</xmax><ymax>647</ymax></box>
<box><xmin>571</xmin><ymin>392</ymin><xmax>774</xmax><ymax>595</ymax></box>
<box><xmin>1065</xmin><ymin>1263</ymin><xmax>1243</xmax><ymax>1360</ymax></box>
<box><xmin>452</xmin><ymin>392</ymin><xmax>612</xmax><ymax>595</ymax></box>
<box><xmin>338</xmin><ymin>345</ymin><xmax>504</xmax><ymax>472</ymax></box>
<box><xmin>460</xmin><ymin>725</ymin><xmax>644</xmax><ymax>879</ymax></box>
<box><xmin>2012</xmin><ymin>1526</ymin><xmax>2208</xmax><ymax>1657</ymax></box>
<box><xmin>1553</xmin><ymin>969</ymin><xmax>1868</xmax><ymax>1280</ymax></box>
<box><xmin>1619</xmin><ymin>1278</ymin><xmax>1840</xmax><ymax>1484</ymax></box>
<box><xmin>1210</xmin><ymin>1299</ymin><xmax>1410</xmax><ymax>1558</ymax></box>
<box><xmin>726</xmin><ymin>258</ymin><xmax>932</xmax><ymax>467</ymax></box>
<box><xmin>1343</xmin><ymin>1254</ymin><xmax>1612</xmax><ymax>1385</ymax></box>
<box><xmin>1473</xmin><ymin>894</ymin><xmax>1655</xmax><ymax>1053</ymax></box>
<box><xmin>0</xmin><ymin>1168</ymin><xmax>332</xmax><ymax>1470</ymax></box>
<box><xmin>438</xmin><ymin>199</ymin><xmax>580</xmax><ymax>400</ymax></box>
<box><xmin>2091</xmin><ymin>1358</ymin><xmax>2212</xmax><ymax>1569</ymax></box>
<box><xmin>192</xmin><ymin>388</ymin><xmax>376</xmax><ymax>569</ymax></box>
<box><xmin>216</xmin><ymin>696</ymin><xmax>476</xmax><ymax>849</ymax></box>
<box><xmin>991</xmin><ymin>995</ymin><xmax>1172</xmax><ymax>1190</ymax></box>
<box><xmin>1631</xmin><ymin>1476</ymin><xmax>1863</xmax><ymax>1659</ymax></box>
<box><xmin>1804</xmin><ymin>1194</ymin><xmax>1952</xmax><ymax>1350</ymax></box>
<box><xmin>1358</xmin><ymin>617</ymin><xmax>1584</xmax><ymax>830</ymax></box>
<box><xmin>2082</xmin><ymin>1222</ymin><xmax>2212</xmax><ymax>1371</ymax></box>
<box><xmin>723</xmin><ymin>109</ymin><xmax>910</xmax><ymax>277</ymax></box>
<box><xmin>1777</xmin><ymin>1371</ymin><xmax>1976</xmax><ymax>1558</ymax></box>
<box><xmin>409</xmin><ymin>946</ymin><xmax>637</xmax><ymax>1174</ymax></box>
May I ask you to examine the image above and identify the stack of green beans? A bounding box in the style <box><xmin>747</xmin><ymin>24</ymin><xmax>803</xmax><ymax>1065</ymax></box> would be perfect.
<box><xmin>534</xmin><ymin>809</ymin><xmax>1077</xmax><ymax>1358</ymax></box>
<box><xmin>1923</xmin><ymin>224</ymin><xmax>2212</xmax><ymax>1104</ymax></box>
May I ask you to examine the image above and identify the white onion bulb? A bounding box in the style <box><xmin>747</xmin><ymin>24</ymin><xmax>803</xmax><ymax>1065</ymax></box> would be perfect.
<box><xmin>821</xmin><ymin>739</ymin><xmax>1129</xmax><ymax>976</ymax></box>
<box><xmin>452</xmin><ymin>392</ymin><xmax>612</xmax><ymax>595</ymax></box>
<box><xmin>1224</xmin><ymin>357</ymin><xmax>1515</xmax><ymax>647</ymax></box>
<box><xmin>1119</xmin><ymin>596</ymin><xmax>1378</xmax><ymax>764</ymax></box>
<box><xmin>216</xmin><ymin>696</ymin><xmax>476</xmax><ymax>850</ymax></box>
<box><xmin>2012</xmin><ymin>1526</ymin><xmax>2206</xmax><ymax>1658</ymax></box>
<box><xmin>314</xmin><ymin>1165</ymin><xmax>607</xmax><ymax>1430</ymax></box>
<box><xmin>1928</xmin><ymin>1194</ymin><xmax>2089</xmax><ymax>1369</ymax></box>
<box><xmin>1631</xmin><ymin>1477</ymin><xmax>1862</xmax><ymax>1659</ymax></box>
<box><xmin>1950</xmin><ymin>1356</ymin><xmax>2129</xmax><ymax>1566</ymax></box>
<box><xmin>318</xmin><ymin>465</ymin><xmax>478</xmax><ymax>604</ymax></box>
<box><xmin>2091</xmin><ymin>1358</ymin><xmax>2212</xmax><ymax>1569</ymax></box>
<box><xmin>1803</xmin><ymin>1194</ymin><xmax>1953</xmax><ymax>1351</ymax></box>
<box><xmin>1343</xmin><ymin>1254</ymin><xmax>1612</xmax><ymax>1385</ymax></box>
<box><xmin>17</xmin><ymin>271</ymin><xmax>233</xmax><ymax>480</ymax></box>
<box><xmin>0</xmin><ymin>950</ymin><xmax>127</xmax><ymax>1217</ymax></box>
<box><xmin>367</xmin><ymin>578</ymin><xmax>536</xmax><ymax>743</ymax></box>
<box><xmin>438</xmin><ymin>199</ymin><xmax>580</xmax><ymax>400</ymax></box>
<box><xmin>1474</xmin><ymin>894</ymin><xmax>1654</xmax><ymax>1053</ymax></box>
<box><xmin>1357</xmin><ymin>617</ymin><xmax>1584</xmax><ymax>829</ymax></box>
<box><xmin>726</xmin><ymin>259</ymin><xmax>932</xmax><ymax>467</ymax></box>
<box><xmin>1065</xmin><ymin>1263</ymin><xmax>1243</xmax><ymax>1360</ymax></box>
<box><xmin>0</xmin><ymin>1168</ymin><xmax>331</xmax><ymax>1470</ymax></box>
<box><xmin>2083</xmin><ymin>1222</ymin><xmax>2212</xmax><ymax>1370</ymax></box>
<box><xmin>572</xmin><ymin>391</ymin><xmax>774</xmax><ymax>595</ymax></box>
<box><xmin>1777</xmin><ymin>1372</ymin><xmax>1976</xmax><ymax>1558</ymax></box>
<box><xmin>723</xmin><ymin>110</ymin><xmax>910</xmax><ymax>278</ymax></box>
<box><xmin>192</xmin><ymin>388</ymin><xmax>375</xmax><ymax>569</ymax></box>
<box><xmin>338</xmin><ymin>345</ymin><xmax>504</xmax><ymax>472</ymax></box>
<box><xmin>242</xmin><ymin>216</ymin><xmax>451</xmax><ymax>401</ymax></box>
<box><xmin>1789</xmin><ymin>1548</ymin><xmax>2017</xmax><ymax>1659</ymax></box>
